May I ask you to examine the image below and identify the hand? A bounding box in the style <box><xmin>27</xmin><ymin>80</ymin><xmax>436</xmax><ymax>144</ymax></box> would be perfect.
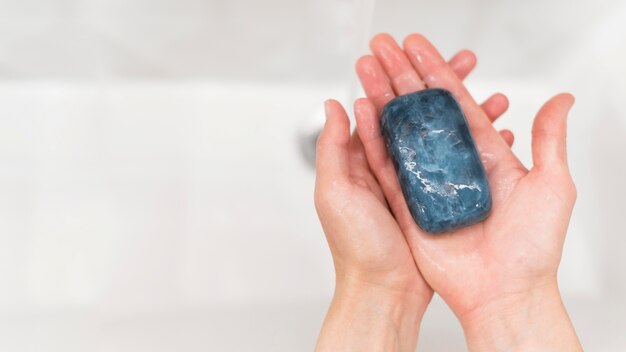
<box><xmin>354</xmin><ymin>33</ymin><xmax>582</xmax><ymax>350</ymax></box>
<box><xmin>314</xmin><ymin>47</ymin><xmax>508</xmax><ymax>351</ymax></box>
<box><xmin>314</xmin><ymin>99</ymin><xmax>427</xmax><ymax>352</ymax></box>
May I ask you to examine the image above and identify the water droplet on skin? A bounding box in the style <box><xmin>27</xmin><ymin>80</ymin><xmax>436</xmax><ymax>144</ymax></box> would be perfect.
<box><xmin>494</xmin><ymin>176</ymin><xmax>517</xmax><ymax>204</ymax></box>
<box><xmin>480</xmin><ymin>152</ymin><xmax>496</xmax><ymax>171</ymax></box>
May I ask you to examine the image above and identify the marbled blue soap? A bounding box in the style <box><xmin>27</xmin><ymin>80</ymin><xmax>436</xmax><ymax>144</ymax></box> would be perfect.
<box><xmin>381</xmin><ymin>89</ymin><xmax>491</xmax><ymax>233</ymax></box>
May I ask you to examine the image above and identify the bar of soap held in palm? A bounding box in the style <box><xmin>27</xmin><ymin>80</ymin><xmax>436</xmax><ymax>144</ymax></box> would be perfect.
<box><xmin>381</xmin><ymin>88</ymin><xmax>491</xmax><ymax>233</ymax></box>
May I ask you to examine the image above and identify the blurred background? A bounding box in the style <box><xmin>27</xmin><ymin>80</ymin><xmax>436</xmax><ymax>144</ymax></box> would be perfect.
<box><xmin>0</xmin><ymin>0</ymin><xmax>625</xmax><ymax>350</ymax></box>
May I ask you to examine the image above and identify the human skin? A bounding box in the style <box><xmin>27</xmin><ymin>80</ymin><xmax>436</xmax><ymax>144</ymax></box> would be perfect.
<box><xmin>315</xmin><ymin>46</ymin><xmax>512</xmax><ymax>351</ymax></box>
<box><xmin>315</xmin><ymin>33</ymin><xmax>582</xmax><ymax>351</ymax></box>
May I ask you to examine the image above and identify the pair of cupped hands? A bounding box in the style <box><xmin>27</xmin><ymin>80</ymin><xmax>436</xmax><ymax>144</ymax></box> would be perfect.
<box><xmin>314</xmin><ymin>34</ymin><xmax>582</xmax><ymax>351</ymax></box>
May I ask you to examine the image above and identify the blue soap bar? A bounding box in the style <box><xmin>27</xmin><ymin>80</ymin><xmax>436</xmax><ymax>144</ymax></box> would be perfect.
<box><xmin>381</xmin><ymin>89</ymin><xmax>491</xmax><ymax>233</ymax></box>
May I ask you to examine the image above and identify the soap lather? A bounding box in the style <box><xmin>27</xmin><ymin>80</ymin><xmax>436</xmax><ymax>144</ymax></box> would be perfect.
<box><xmin>381</xmin><ymin>88</ymin><xmax>491</xmax><ymax>233</ymax></box>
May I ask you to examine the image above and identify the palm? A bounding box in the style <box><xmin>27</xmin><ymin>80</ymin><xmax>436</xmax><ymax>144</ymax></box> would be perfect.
<box><xmin>354</xmin><ymin>34</ymin><xmax>576</xmax><ymax>317</ymax></box>
<box><xmin>410</xmin><ymin>135</ymin><xmax>574</xmax><ymax>317</ymax></box>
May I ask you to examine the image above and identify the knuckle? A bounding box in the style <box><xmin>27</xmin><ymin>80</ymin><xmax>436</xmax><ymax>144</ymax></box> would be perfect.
<box><xmin>554</xmin><ymin>171</ymin><xmax>577</xmax><ymax>203</ymax></box>
<box><xmin>564</xmin><ymin>177</ymin><xmax>577</xmax><ymax>202</ymax></box>
<box><xmin>313</xmin><ymin>189</ymin><xmax>326</xmax><ymax>212</ymax></box>
<box><xmin>314</xmin><ymin>185</ymin><xmax>333</xmax><ymax>210</ymax></box>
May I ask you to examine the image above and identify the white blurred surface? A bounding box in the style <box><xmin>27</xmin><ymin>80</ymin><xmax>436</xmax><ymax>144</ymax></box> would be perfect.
<box><xmin>0</xmin><ymin>0</ymin><xmax>625</xmax><ymax>351</ymax></box>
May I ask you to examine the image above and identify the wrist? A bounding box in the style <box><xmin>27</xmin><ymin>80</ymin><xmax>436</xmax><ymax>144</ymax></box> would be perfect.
<box><xmin>460</xmin><ymin>281</ymin><xmax>582</xmax><ymax>351</ymax></box>
<box><xmin>316</xmin><ymin>274</ymin><xmax>429</xmax><ymax>352</ymax></box>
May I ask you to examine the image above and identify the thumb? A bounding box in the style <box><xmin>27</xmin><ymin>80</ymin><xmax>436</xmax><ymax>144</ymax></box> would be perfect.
<box><xmin>531</xmin><ymin>93</ymin><xmax>575</xmax><ymax>172</ymax></box>
<box><xmin>316</xmin><ymin>99</ymin><xmax>351</xmax><ymax>185</ymax></box>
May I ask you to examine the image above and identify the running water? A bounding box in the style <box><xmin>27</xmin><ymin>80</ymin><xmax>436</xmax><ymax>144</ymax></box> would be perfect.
<box><xmin>298</xmin><ymin>0</ymin><xmax>377</xmax><ymax>168</ymax></box>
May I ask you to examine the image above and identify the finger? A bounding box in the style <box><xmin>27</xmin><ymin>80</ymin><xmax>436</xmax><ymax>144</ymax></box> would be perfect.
<box><xmin>448</xmin><ymin>49</ymin><xmax>477</xmax><ymax>81</ymax></box>
<box><xmin>402</xmin><ymin>34</ymin><xmax>510</xmax><ymax>156</ymax></box>
<box><xmin>403</xmin><ymin>35</ymin><xmax>492</xmax><ymax>132</ymax></box>
<box><xmin>499</xmin><ymin>129</ymin><xmax>514</xmax><ymax>147</ymax></box>
<box><xmin>348</xmin><ymin>133</ymin><xmax>374</xmax><ymax>187</ymax></box>
<box><xmin>356</xmin><ymin>55</ymin><xmax>396</xmax><ymax>113</ymax></box>
<box><xmin>481</xmin><ymin>93</ymin><xmax>509</xmax><ymax>122</ymax></box>
<box><xmin>353</xmin><ymin>98</ymin><xmax>388</xmax><ymax>173</ymax></box>
<box><xmin>531</xmin><ymin>93</ymin><xmax>575</xmax><ymax>171</ymax></box>
<box><xmin>369</xmin><ymin>33</ymin><xmax>425</xmax><ymax>96</ymax></box>
<box><xmin>354</xmin><ymin>98</ymin><xmax>415</xmax><ymax>226</ymax></box>
<box><xmin>316</xmin><ymin>100</ymin><xmax>351</xmax><ymax>183</ymax></box>
<box><xmin>348</xmin><ymin>132</ymin><xmax>388</xmax><ymax>203</ymax></box>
